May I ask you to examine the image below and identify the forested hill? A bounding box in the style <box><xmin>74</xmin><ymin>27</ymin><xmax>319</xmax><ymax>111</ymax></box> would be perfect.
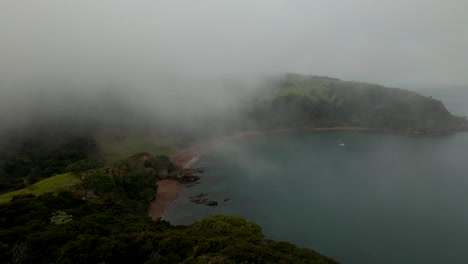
<box><xmin>0</xmin><ymin>127</ymin><xmax>338</xmax><ymax>263</ymax></box>
<box><xmin>248</xmin><ymin>73</ymin><xmax>468</xmax><ymax>135</ymax></box>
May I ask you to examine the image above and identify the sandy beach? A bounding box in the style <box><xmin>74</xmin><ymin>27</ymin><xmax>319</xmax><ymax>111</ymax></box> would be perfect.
<box><xmin>148</xmin><ymin>179</ymin><xmax>180</xmax><ymax>220</ymax></box>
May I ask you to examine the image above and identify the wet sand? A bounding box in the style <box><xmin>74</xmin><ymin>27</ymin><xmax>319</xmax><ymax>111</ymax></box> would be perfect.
<box><xmin>148</xmin><ymin>179</ymin><xmax>179</xmax><ymax>220</ymax></box>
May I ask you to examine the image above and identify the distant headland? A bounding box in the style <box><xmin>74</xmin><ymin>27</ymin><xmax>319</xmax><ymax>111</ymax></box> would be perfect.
<box><xmin>247</xmin><ymin>73</ymin><xmax>468</xmax><ymax>135</ymax></box>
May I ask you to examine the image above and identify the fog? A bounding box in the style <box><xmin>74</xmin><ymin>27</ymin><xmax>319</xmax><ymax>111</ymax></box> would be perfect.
<box><xmin>1</xmin><ymin>0</ymin><xmax>468</xmax><ymax>133</ymax></box>
<box><xmin>165</xmin><ymin>130</ymin><xmax>468</xmax><ymax>264</ymax></box>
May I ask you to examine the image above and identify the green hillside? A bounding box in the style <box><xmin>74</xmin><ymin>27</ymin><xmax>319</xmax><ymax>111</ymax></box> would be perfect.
<box><xmin>250</xmin><ymin>73</ymin><xmax>468</xmax><ymax>134</ymax></box>
<box><xmin>272</xmin><ymin>74</ymin><xmax>337</xmax><ymax>102</ymax></box>
<box><xmin>0</xmin><ymin>173</ymin><xmax>81</xmax><ymax>203</ymax></box>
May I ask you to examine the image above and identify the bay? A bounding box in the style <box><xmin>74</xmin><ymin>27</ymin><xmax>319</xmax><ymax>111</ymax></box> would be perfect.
<box><xmin>164</xmin><ymin>131</ymin><xmax>468</xmax><ymax>263</ymax></box>
<box><xmin>165</xmin><ymin>87</ymin><xmax>468</xmax><ymax>263</ymax></box>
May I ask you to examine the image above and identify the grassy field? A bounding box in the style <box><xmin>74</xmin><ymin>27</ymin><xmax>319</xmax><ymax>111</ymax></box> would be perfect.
<box><xmin>0</xmin><ymin>173</ymin><xmax>82</xmax><ymax>203</ymax></box>
<box><xmin>94</xmin><ymin>126</ymin><xmax>183</xmax><ymax>163</ymax></box>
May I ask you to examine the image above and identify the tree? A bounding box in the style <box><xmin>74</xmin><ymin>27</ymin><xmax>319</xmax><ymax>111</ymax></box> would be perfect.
<box><xmin>50</xmin><ymin>210</ymin><xmax>73</xmax><ymax>225</ymax></box>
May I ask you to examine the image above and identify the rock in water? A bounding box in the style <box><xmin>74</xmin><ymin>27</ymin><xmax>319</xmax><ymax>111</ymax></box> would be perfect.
<box><xmin>206</xmin><ymin>200</ymin><xmax>218</xmax><ymax>206</ymax></box>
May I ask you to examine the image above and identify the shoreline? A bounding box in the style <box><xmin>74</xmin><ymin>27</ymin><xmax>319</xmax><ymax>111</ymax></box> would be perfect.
<box><xmin>148</xmin><ymin>130</ymin><xmax>279</xmax><ymax>220</ymax></box>
<box><xmin>149</xmin><ymin>126</ymin><xmax>468</xmax><ymax>220</ymax></box>
<box><xmin>148</xmin><ymin>179</ymin><xmax>179</xmax><ymax>220</ymax></box>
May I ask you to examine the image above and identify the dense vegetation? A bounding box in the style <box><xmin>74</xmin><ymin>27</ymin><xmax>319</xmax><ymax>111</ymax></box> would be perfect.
<box><xmin>0</xmin><ymin>131</ymin><xmax>103</xmax><ymax>192</ymax></box>
<box><xmin>80</xmin><ymin>152</ymin><xmax>167</xmax><ymax>213</ymax></box>
<box><xmin>0</xmin><ymin>192</ymin><xmax>337</xmax><ymax>263</ymax></box>
<box><xmin>249</xmin><ymin>73</ymin><xmax>468</xmax><ymax>134</ymax></box>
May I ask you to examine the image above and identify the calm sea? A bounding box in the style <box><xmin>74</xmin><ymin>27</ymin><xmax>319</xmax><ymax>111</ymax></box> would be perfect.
<box><xmin>164</xmin><ymin>87</ymin><xmax>468</xmax><ymax>264</ymax></box>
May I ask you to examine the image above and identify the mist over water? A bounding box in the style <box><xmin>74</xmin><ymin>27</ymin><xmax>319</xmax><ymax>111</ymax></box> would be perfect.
<box><xmin>165</xmin><ymin>88</ymin><xmax>468</xmax><ymax>263</ymax></box>
<box><xmin>165</xmin><ymin>131</ymin><xmax>468</xmax><ymax>263</ymax></box>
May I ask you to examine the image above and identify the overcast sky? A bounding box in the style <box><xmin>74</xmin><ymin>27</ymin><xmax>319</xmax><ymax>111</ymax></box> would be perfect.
<box><xmin>1</xmin><ymin>0</ymin><xmax>467</xmax><ymax>130</ymax></box>
<box><xmin>1</xmin><ymin>0</ymin><xmax>467</xmax><ymax>88</ymax></box>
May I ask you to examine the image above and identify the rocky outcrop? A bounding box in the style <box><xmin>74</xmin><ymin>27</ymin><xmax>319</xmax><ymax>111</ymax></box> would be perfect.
<box><xmin>189</xmin><ymin>193</ymin><xmax>220</xmax><ymax>206</ymax></box>
<box><xmin>205</xmin><ymin>200</ymin><xmax>218</xmax><ymax>206</ymax></box>
<box><xmin>159</xmin><ymin>167</ymin><xmax>202</xmax><ymax>183</ymax></box>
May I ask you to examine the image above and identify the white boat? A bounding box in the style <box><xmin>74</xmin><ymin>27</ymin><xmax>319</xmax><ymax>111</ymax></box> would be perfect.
<box><xmin>339</xmin><ymin>138</ymin><xmax>345</xmax><ymax>147</ymax></box>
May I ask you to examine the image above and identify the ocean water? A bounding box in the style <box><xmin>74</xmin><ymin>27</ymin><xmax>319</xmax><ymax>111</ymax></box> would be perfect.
<box><xmin>164</xmin><ymin>88</ymin><xmax>468</xmax><ymax>264</ymax></box>
<box><xmin>164</xmin><ymin>131</ymin><xmax>468</xmax><ymax>263</ymax></box>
